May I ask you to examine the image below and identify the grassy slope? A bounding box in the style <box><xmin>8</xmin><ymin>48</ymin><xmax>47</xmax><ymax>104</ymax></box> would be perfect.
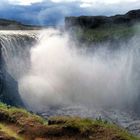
<box><xmin>0</xmin><ymin>103</ymin><xmax>139</xmax><ymax>140</ymax></box>
<box><xmin>72</xmin><ymin>24</ymin><xmax>140</xmax><ymax>44</ymax></box>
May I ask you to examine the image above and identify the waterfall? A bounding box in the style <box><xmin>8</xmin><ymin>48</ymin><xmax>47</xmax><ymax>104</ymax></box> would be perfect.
<box><xmin>1</xmin><ymin>29</ymin><xmax>140</xmax><ymax>111</ymax></box>
<box><xmin>0</xmin><ymin>31</ymin><xmax>38</xmax><ymax>80</ymax></box>
<box><xmin>0</xmin><ymin>30</ymin><xmax>38</xmax><ymax>107</ymax></box>
<box><xmin>1</xmin><ymin>29</ymin><xmax>140</xmax><ymax>134</ymax></box>
<box><xmin>0</xmin><ymin>29</ymin><xmax>140</xmax><ymax>135</ymax></box>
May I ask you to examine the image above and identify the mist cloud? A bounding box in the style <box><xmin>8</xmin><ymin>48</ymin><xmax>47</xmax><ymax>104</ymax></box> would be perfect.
<box><xmin>18</xmin><ymin>29</ymin><xmax>140</xmax><ymax>112</ymax></box>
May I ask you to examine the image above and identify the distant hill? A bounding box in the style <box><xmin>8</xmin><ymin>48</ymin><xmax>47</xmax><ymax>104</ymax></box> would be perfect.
<box><xmin>0</xmin><ymin>18</ymin><xmax>42</xmax><ymax>30</ymax></box>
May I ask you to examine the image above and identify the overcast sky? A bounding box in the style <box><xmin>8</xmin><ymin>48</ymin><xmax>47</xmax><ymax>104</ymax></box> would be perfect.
<box><xmin>0</xmin><ymin>0</ymin><xmax>140</xmax><ymax>25</ymax></box>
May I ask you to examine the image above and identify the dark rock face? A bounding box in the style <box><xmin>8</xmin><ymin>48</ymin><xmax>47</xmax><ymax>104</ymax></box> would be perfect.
<box><xmin>65</xmin><ymin>16</ymin><xmax>109</xmax><ymax>29</ymax></box>
<box><xmin>0</xmin><ymin>44</ymin><xmax>24</xmax><ymax>107</ymax></box>
<box><xmin>65</xmin><ymin>9</ymin><xmax>140</xmax><ymax>29</ymax></box>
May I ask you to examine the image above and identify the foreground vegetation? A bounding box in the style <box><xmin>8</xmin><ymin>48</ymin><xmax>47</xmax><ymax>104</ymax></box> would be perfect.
<box><xmin>0</xmin><ymin>102</ymin><xmax>139</xmax><ymax>140</ymax></box>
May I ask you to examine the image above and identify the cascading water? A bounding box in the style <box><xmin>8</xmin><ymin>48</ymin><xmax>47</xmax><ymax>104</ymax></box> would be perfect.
<box><xmin>0</xmin><ymin>31</ymin><xmax>38</xmax><ymax>80</ymax></box>
<box><xmin>0</xmin><ymin>30</ymin><xmax>38</xmax><ymax>107</ymax></box>
<box><xmin>1</xmin><ymin>29</ymin><xmax>140</xmax><ymax>135</ymax></box>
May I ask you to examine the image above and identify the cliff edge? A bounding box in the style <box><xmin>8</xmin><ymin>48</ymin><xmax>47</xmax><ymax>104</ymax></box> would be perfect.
<box><xmin>65</xmin><ymin>9</ymin><xmax>140</xmax><ymax>29</ymax></box>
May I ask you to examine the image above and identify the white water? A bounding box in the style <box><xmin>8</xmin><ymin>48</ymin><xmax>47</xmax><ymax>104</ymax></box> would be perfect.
<box><xmin>0</xmin><ymin>31</ymin><xmax>38</xmax><ymax>79</ymax></box>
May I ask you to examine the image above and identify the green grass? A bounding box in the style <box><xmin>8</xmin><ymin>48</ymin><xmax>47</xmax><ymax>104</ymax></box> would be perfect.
<box><xmin>48</xmin><ymin>116</ymin><xmax>140</xmax><ymax>140</ymax></box>
<box><xmin>0</xmin><ymin>102</ymin><xmax>47</xmax><ymax>125</ymax></box>
<box><xmin>73</xmin><ymin>24</ymin><xmax>140</xmax><ymax>43</ymax></box>
<box><xmin>0</xmin><ymin>123</ymin><xmax>23</xmax><ymax>140</ymax></box>
<box><xmin>49</xmin><ymin>116</ymin><xmax>93</xmax><ymax>132</ymax></box>
<box><xmin>0</xmin><ymin>102</ymin><xmax>139</xmax><ymax>139</ymax></box>
<box><xmin>93</xmin><ymin>119</ymin><xmax>140</xmax><ymax>140</ymax></box>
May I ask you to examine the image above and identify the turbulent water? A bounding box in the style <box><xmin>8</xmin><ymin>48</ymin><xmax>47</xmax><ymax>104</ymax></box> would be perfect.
<box><xmin>1</xmin><ymin>29</ymin><xmax>140</xmax><ymax>135</ymax></box>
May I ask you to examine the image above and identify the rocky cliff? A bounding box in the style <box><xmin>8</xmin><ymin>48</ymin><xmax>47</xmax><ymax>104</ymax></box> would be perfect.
<box><xmin>65</xmin><ymin>9</ymin><xmax>140</xmax><ymax>29</ymax></box>
<box><xmin>65</xmin><ymin>9</ymin><xmax>140</xmax><ymax>44</ymax></box>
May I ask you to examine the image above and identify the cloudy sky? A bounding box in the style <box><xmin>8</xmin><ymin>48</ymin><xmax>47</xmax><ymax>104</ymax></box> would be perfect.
<box><xmin>0</xmin><ymin>0</ymin><xmax>140</xmax><ymax>25</ymax></box>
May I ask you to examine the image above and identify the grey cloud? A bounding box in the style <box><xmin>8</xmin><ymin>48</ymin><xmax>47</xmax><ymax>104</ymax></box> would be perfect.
<box><xmin>0</xmin><ymin>0</ymin><xmax>140</xmax><ymax>25</ymax></box>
